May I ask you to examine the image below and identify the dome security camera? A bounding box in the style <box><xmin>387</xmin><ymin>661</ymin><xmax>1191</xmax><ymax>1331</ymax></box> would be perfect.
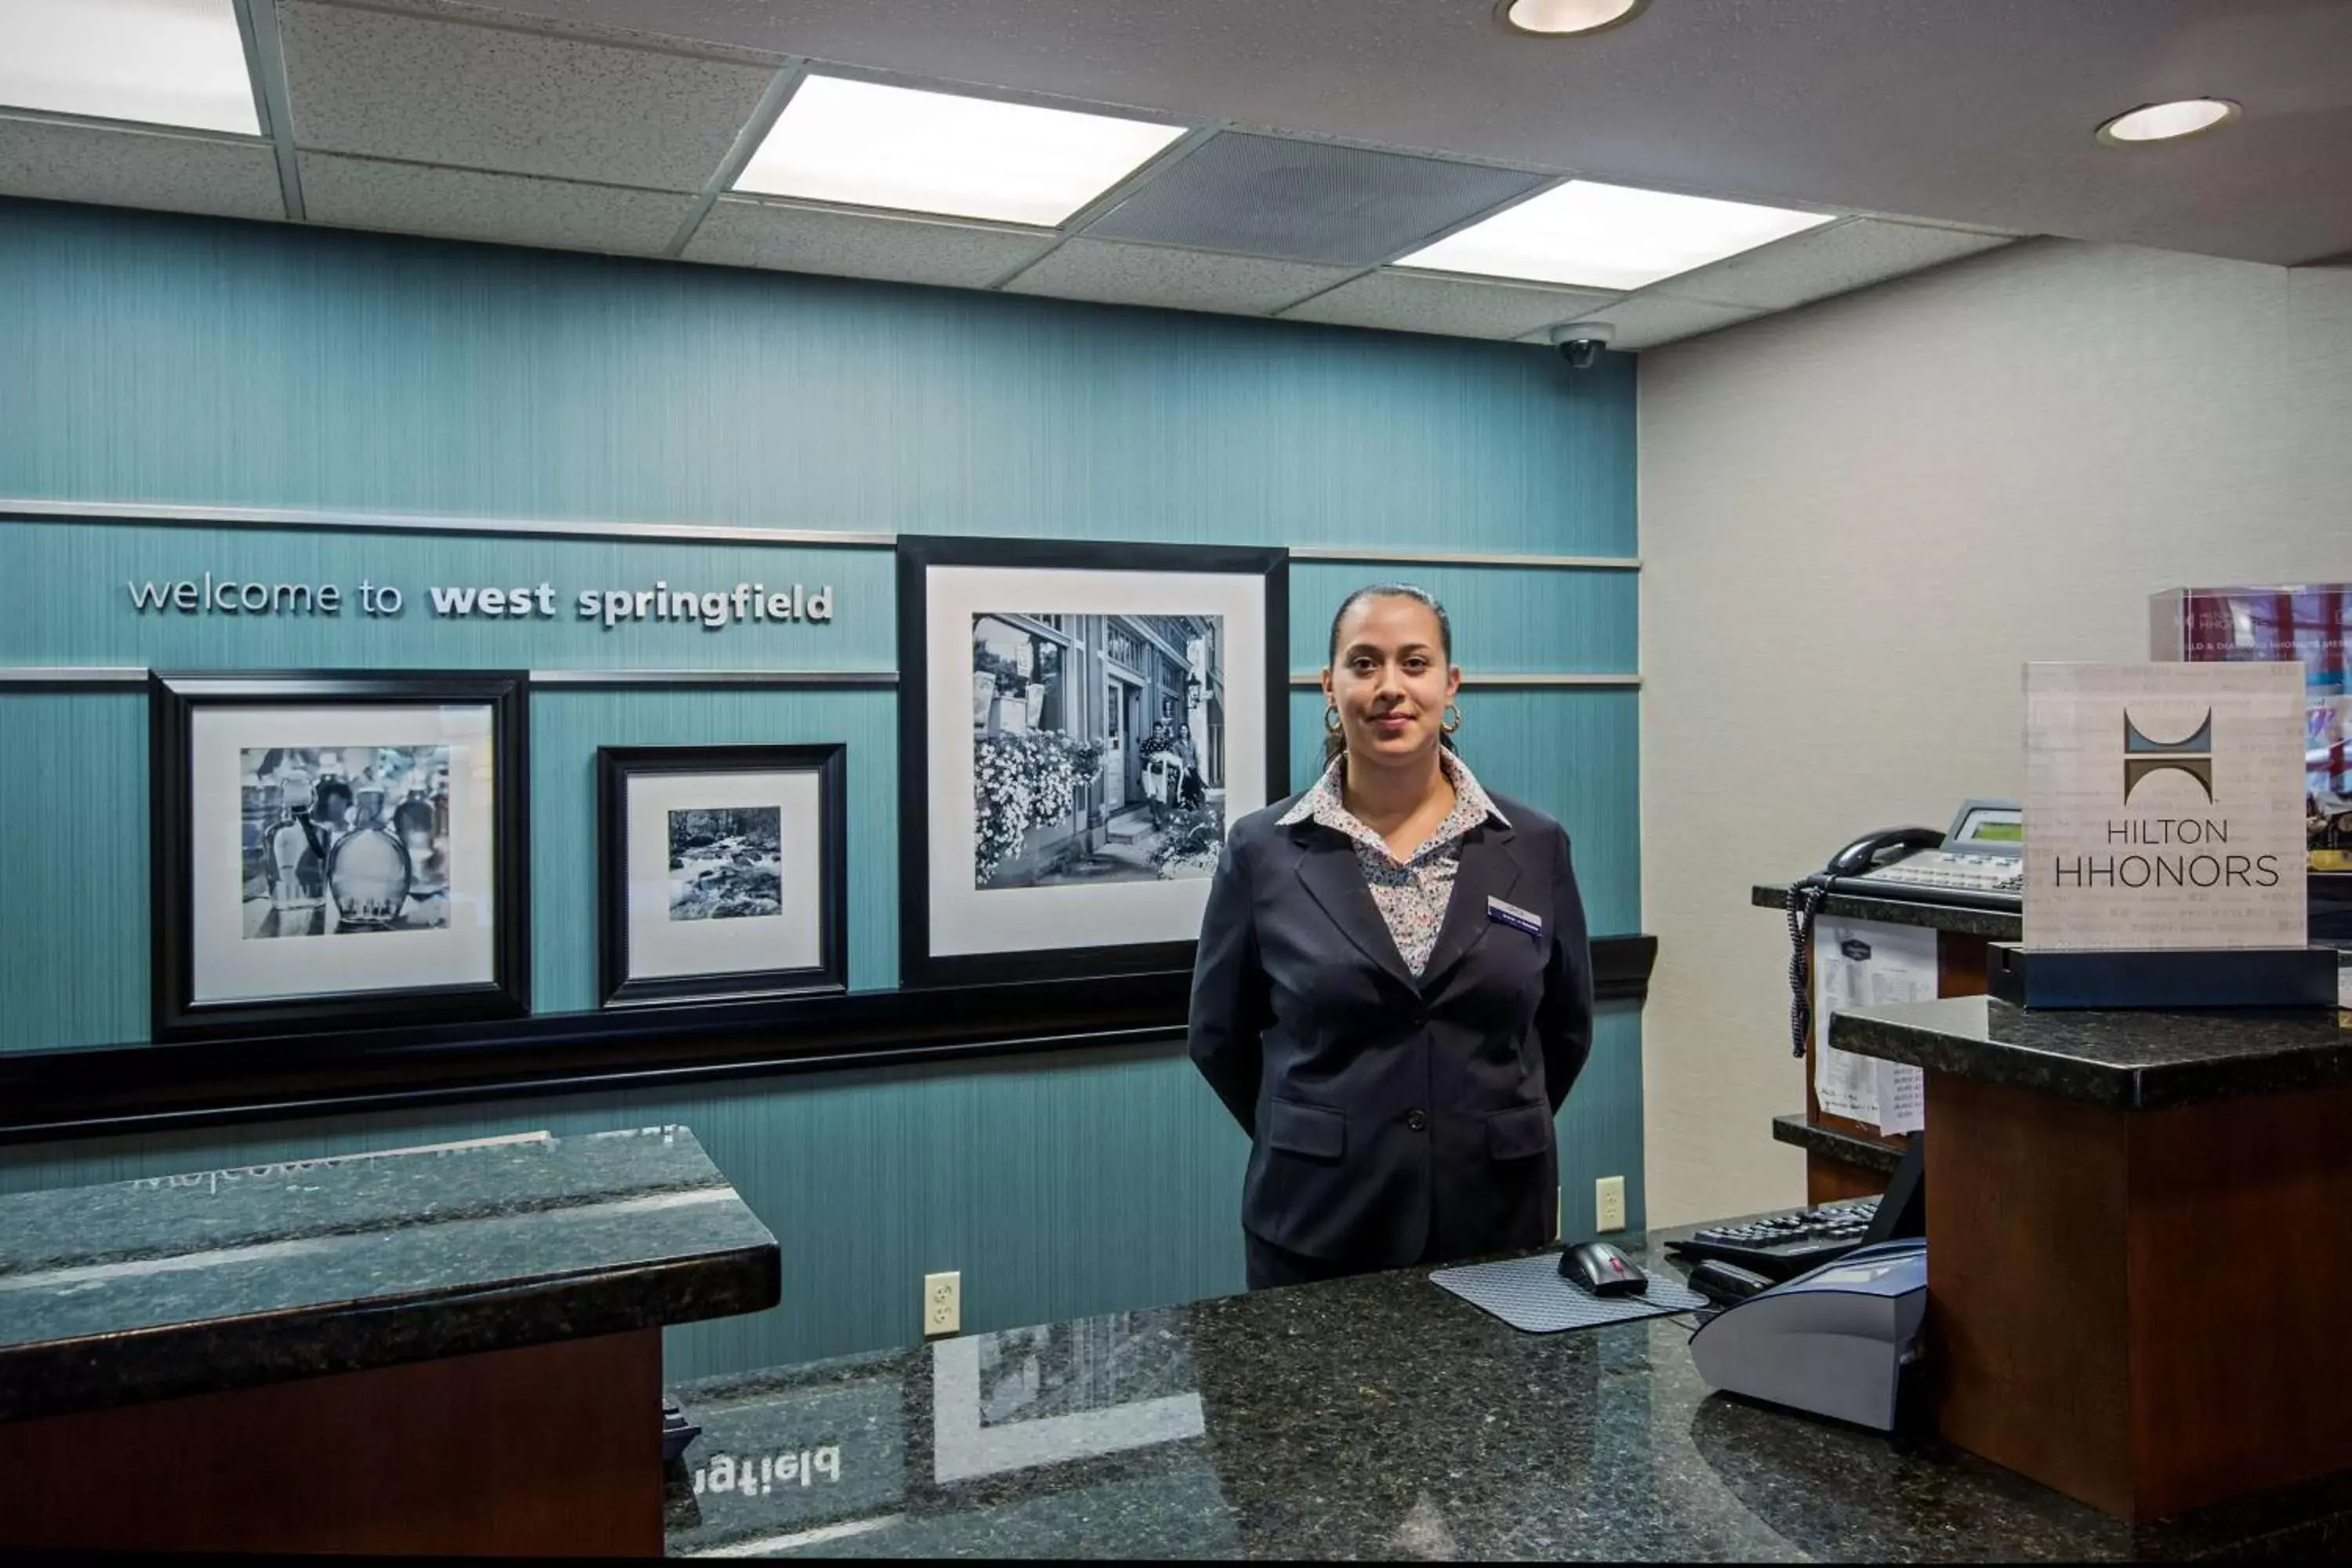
<box><xmin>1547</xmin><ymin>322</ymin><xmax>1616</xmax><ymax>370</ymax></box>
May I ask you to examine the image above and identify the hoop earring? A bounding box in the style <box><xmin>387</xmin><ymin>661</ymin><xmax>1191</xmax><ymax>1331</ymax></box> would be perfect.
<box><xmin>1323</xmin><ymin>704</ymin><xmax>1343</xmax><ymax>735</ymax></box>
<box><xmin>1442</xmin><ymin>704</ymin><xmax>1463</xmax><ymax>734</ymax></box>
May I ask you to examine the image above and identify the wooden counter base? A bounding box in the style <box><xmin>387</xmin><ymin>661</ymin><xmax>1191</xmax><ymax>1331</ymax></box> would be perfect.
<box><xmin>1927</xmin><ymin>1073</ymin><xmax>2352</xmax><ymax>1521</ymax></box>
<box><xmin>0</xmin><ymin>1328</ymin><xmax>661</xmax><ymax>1555</ymax></box>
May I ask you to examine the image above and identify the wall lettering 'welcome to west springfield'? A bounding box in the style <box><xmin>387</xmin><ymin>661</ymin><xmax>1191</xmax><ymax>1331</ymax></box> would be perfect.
<box><xmin>125</xmin><ymin>575</ymin><xmax>836</xmax><ymax>629</ymax></box>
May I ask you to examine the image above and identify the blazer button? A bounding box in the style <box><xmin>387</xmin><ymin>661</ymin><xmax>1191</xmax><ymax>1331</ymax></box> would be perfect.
<box><xmin>1406</xmin><ymin>1110</ymin><xmax>1428</xmax><ymax>1132</ymax></box>
<box><xmin>1411</xmin><ymin>1004</ymin><xmax>1429</xmax><ymax>1024</ymax></box>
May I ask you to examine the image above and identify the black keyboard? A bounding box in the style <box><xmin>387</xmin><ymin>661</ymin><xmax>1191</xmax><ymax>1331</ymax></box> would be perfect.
<box><xmin>1664</xmin><ymin>1197</ymin><xmax>1879</xmax><ymax>1282</ymax></box>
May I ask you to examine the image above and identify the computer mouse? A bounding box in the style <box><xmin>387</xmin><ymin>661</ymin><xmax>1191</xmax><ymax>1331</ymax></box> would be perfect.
<box><xmin>1559</xmin><ymin>1239</ymin><xmax>1647</xmax><ymax>1297</ymax></box>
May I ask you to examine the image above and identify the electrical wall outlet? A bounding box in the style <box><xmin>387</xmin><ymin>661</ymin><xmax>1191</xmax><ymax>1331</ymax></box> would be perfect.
<box><xmin>923</xmin><ymin>1270</ymin><xmax>960</xmax><ymax>1338</ymax></box>
<box><xmin>1595</xmin><ymin>1175</ymin><xmax>1627</xmax><ymax>1233</ymax></box>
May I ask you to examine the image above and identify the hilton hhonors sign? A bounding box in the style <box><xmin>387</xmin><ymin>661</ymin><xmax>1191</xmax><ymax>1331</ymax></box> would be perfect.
<box><xmin>2024</xmin><ymin>662</ymin><xmax>2307</xmax><ymax>951</ymax></box>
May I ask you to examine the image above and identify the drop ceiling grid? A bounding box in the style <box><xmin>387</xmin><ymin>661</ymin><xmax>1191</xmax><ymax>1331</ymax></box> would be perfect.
<box><xmin>1283</xmin><ymin>269</ymin><xmax>1627</xmax><ymax>341</ymax></box>
<box><xmin>681</xmin><ymin>197</ymin><xmax>1062</xmax><ymax>289</ymax></box>
<box><xmin>0</xmin><ymin>0</ymin><xmax>2039</xmax><ymax>351</ymax></box>
<box><xmin>1000</xmin><ymin>238</ymin><xmax>1363</xmax><ymax>317</ymax></box>
<box><xmin>660</xmin><ymin>61</ymin><xmax>808</xmax><ymax>259</ymax></box>
<box><xmin>0</xmin><ymin>115</ymin><xmax>288</xmax><ymax>223</ymax></box>
<box><xmin>296</xmin><ymin>151</ymin><xmax>698</xmax><ymax>253</ymax></box>
<box><xmin>985</xmin><ymin>152</ymin><xmax>1593</xmax><ymax>329</ymax></box>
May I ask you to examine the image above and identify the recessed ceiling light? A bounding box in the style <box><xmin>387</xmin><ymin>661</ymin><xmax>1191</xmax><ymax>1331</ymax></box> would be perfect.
<box><xmin>733</xmin><ymin>76</ymin><xmax>1188</xmax><ymax>227</ymax></box>
<box><xmin>1497</xmin><ymin>0</ymin><xmax>1649</xmax><ymax>37</ymax></box>
<box><xmin>0</xmin><ymin>0</ymin><xmax>258</xmax><ymax>136</ymax></box>
<box><xmin>1395</xmin><ymin>179</ymin><xmax>1835</xmax><ymax>292</ymax></box>
<box><xmin>2096</xmin><ymin>98</ymin><xmax>2241</xmax><ymax>146</ymax></box>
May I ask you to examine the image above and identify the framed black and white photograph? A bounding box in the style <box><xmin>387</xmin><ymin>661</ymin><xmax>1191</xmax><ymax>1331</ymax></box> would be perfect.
<box><xmin>149</xmin><ymin>671</ymin><xmax>530</xmax><ymax>1042</ymax></box>
<box><xmin>898</xmin><ymin>535</ymin><xmax>1287</xmax><ymax>987</ymax></box>
<box><xmin>597</xmin><ymin>744</ymin><xmax>847</xmax><ymax>1007</ymax></box>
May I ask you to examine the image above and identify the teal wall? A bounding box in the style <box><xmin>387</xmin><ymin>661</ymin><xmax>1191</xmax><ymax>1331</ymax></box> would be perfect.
<box><xmin>0</xmin><ymin>196</ymin><xmax>1642</xmax><ymax>1374</ymax></box>
<box><xmin>0</xmin><ymin>200</ymin><xmax>1632</xmax><ymax>553</ymax></box>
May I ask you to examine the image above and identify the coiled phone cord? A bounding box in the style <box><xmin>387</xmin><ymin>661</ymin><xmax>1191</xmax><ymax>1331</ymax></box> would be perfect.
<box><xmin>1787</xmin><ymin>878</ymin><xmax>1833</xmax><ymax>1058</ymax></box>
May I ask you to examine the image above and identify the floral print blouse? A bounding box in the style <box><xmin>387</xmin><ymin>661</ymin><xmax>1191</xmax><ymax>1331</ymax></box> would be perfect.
<box><xmin>1277</xmin><ymin>749</ymin><xmax>1509</xmax><ymax>977</ymax></box>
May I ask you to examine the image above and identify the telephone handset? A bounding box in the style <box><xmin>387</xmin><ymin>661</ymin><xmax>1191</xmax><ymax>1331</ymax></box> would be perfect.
<box><xmin>1783</xmin><ymin>799</ymin><xmax>2024</xmax><ymax>1056</ymax></box>
<box><xmin>1824</xmin><ymin>826</ymin><xmax>1946</xmax><ymax>880</ymax></box>
<box><xmin>1787</xmin><ymin>829</ymin><xmax>1944</xmax><ymax>1058</ymax></box>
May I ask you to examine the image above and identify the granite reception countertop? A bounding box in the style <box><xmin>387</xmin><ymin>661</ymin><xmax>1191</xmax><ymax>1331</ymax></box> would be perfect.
<box><xmin>1829</xmin><ymin>994</ymin><xmax>2352</xmax><ymax>1110</ymax></box>
<box><xmin>0</xmin><ymin>1126</ymin><xmax>779</xmax><ymax>1424</ymax></box>
<box><xmin>1751</xmin><ymin>883</ymin><xmax>2022</xmax><ymax>942</ymax></box>
<box><xmin>1769</xmin><ymin>1112</ymin><xmax>1905</xmax><ymax>1174</ymax></box>
<box><xmin>661</xmin><ymin>1229</ymin><xmax>2352</xmax><ymax>1560</ymax></box>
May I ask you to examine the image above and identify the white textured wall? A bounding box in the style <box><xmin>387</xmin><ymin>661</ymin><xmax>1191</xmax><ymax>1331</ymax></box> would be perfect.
<box><xmin>1637</xmin><ymin>238</ymin><xmax>2352</xmax><ymax>1225</ymax></box>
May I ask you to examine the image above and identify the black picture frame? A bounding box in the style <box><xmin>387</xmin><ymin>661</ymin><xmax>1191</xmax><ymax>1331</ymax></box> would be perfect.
<box><xmin>148</xmin><ymin>670</ymin><xmax>532</xmax><ymax>1044</ymax></box>
<box><xmin>597</xmin><ymin>744</ymin><xmax>849</xmax><ymax>1009</ymax></box>
<box><xmin>896</xmin><ymin>534</ymin><xmax>1290</xmax><ymax>989</ymax></box>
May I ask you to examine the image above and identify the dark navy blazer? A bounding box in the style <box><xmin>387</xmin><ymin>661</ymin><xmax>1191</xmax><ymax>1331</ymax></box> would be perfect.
<box><xmin>1186</xmin><ymin>786</ymin><xmax>1595</xmax><ymax>1267</ymax></box>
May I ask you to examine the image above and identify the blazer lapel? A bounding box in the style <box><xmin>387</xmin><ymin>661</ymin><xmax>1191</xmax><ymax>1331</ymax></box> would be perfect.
<box><xmin>1417</xmin><ymin>824</ymin><xmax>1523</xmax><ymax>995</ymax></box>
<box><xmin>1292</xmin><ymin>832</ymin><xmax>1419</xmax><ymax>996</ymax></box>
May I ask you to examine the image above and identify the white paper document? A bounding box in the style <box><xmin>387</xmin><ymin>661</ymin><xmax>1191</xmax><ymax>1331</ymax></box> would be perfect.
<box><xmin>1812</xmin><ymin>918</ymin><xmax>1934</xmax><ymax>1135</ymax></box>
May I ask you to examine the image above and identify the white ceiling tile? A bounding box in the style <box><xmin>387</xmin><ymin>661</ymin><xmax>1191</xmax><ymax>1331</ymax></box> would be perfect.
<box><xmin>1279</xmin><ymin>270</ymin><xmax>1620</xmax><ymax>340</ymax></box>
<box><xmin>0</xmin><ymin>114</ymin><xmax>283</xmax><ymax>220</ymax></box>
<box><xmin>1657</xmin><ymin>217</ymin><xmax>2017</xmax><ymax>310</ymax></box>
<box><xmin>681</xmin><ymin>196</ymin><xmax>1058</xmax><ymax>288</ymax></box>
<box><xmin>276</xmin><ymin>0</ymin><xmax>773</xmax><ymax>190</ymax></box>
<box><xmin>299</xmin><ymin>152</ymin><xmax>691</xmax><ymax>254</ymax></box>
<box><xmin>1002</xmin><ymin>239</ymin><xmax>1356</xmax><ymax>316</ymax></box>
<box><xmin>1519</xmin><ymin>293</ymin><xmax>1765</xmax><ymax>350</ymax></box>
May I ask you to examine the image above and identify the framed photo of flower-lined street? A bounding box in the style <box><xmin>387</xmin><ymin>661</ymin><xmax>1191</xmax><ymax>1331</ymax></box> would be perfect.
<box><xmin>147</xmin><ymin>670</ymin><xmax>532</xmax><ymax>1043</ymax></box>
<box><xmin>896</xmin><ymin>535</ymin><xmax>1288</xmax><ymax>988</ymax></box>
<box><xmin>597</xmin><ymin>743</ymin><xmax>848</xmax><ymax>1008</ymax></box>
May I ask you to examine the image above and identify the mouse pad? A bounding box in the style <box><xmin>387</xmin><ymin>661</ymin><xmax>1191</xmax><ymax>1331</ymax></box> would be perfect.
<box><xmin>1429</xmin><ymin>1252</ymin><xmax>1708</xmax><ymax>1334</ymax></box>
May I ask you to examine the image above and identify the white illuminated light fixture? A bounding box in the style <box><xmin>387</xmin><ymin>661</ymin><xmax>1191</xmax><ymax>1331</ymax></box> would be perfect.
<box><xmin>2096</xmin><ymin>98</ymin><xmax>2241</xmax><ymax>146</ymax></box>
<box><xmin>734</xmin><ymin>76</ymin><xmax>1188</xmax><ymax>227</ymax></box>
<box><xmin>1396</xmin><ymin>179</ymin><xmax>1835</xmax><ymax>292</ymax></box>
<box><xmin>0</xmin><ymin>0</ymin><xmax>259</xmax><ymax>136</ymax></box>
<box><xmin>1497</xmin><ymin>0</ymin><xmax>1649</xmax><ymax>38</ymax></box>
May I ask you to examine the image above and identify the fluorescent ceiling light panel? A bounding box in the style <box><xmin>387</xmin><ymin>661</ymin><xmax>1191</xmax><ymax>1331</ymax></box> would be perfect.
<box><xmin>1396</xmin><ymin>180</ymin><xmax>1836</xmax><ymax>292</ymax></box>
<box><xmin>0</xmin><ymin>0</ymin><xmax>259</xmax><ymax>136</ymax></box>
<box><xmin>733</xmin><ymin>76</ymin><xmax>1186</xmax><ymax>227</ymax></box>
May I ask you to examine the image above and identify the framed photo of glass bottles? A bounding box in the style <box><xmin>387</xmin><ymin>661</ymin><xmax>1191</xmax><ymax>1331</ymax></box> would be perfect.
<box><xmin>147</xmin><ymin>671</ymin><xmax>531</xmax><ymax>1042</ymax></box>
<box><xmin>596</xmin><ymin>743</ymin><xmax>848</xmax><ymax>1008</ymax></box>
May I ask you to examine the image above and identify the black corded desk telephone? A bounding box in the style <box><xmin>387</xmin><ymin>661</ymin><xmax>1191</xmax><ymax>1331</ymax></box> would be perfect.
<box><xmin>1784</xmin><ymin>800</ymin><xmax>2024</xmax><ymax>1055</ymax></box>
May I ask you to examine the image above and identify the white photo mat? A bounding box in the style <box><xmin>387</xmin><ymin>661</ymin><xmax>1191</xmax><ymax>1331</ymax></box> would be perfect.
<box><xmin>188</xmin><ymin>703</ymin><xmax>498</xmax><ymax>1004</ymax></box>
<box><xmin>623</xmin><ymin>768</ymin><xmax>826</xmax><ymax>982</ymax></box>
<box><xmin>923</xmin><ymin>563</ymin><xmax>1270</xmax><ymax>959</ymax></box>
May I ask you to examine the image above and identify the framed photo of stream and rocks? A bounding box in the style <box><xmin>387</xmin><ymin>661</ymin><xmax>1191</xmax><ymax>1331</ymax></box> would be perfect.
<box><xmin>597</xmin><ymin>743</ymin><xmax>848</xmax><ymax>1008</ymax></box>
<box><xmin>896</xmin><ymin>535</ymin><xmax>1288</xmax><ymax>988</ymax></box>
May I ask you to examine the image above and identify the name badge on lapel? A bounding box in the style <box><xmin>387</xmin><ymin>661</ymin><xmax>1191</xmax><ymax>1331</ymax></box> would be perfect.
<box><xmin>1487</xmin><ymin>896</ymin><xmax>1543</xmax><ymax>938</ymax></box>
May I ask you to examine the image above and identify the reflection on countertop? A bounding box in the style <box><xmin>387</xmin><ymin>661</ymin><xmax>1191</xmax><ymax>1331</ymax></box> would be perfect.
<box><xmin>662</xmin><ymin>1228</ymin><xmax>2352</xmax><ymax>1560</ymax></box>
<box><xmin>0</xmin><ymin>1126</ymin><xmax>779</xmax><ymax>1424</ymax></box>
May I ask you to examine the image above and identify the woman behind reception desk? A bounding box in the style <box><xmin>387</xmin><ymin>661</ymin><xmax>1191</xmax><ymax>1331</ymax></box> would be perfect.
<box><xmin>1188</xmin><ymin>585</ymin><xmax>1595</xmax><ymax>1290</ymax></box>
